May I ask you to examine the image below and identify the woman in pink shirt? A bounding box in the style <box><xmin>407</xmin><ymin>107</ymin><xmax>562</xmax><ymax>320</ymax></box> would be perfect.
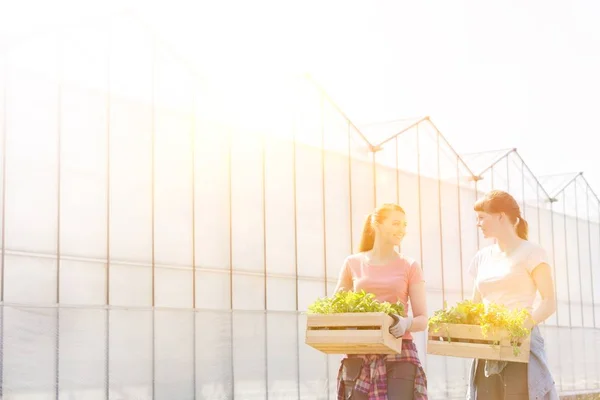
<box><xmin>334</xmin><ymin>203</ymin><xmax>428</xmax><ymax>400</ymax></box>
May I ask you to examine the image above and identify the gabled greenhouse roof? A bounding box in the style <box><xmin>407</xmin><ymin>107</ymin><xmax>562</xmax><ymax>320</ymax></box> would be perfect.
<box><xmin>459</xmin><ymin>148</ymin><xmax>553</xmax><ymax>204</ymax></box>
<box><xmin>349</xmin><ymin>116</ymin><xmax>477</xmax><ymax>178</ymax></box>
<box><xmin>538</xmin><ymin>172</ymin><xmax>600</xmax><ymax>222</ymax></box>
<box><xmin>355</xmin><ymin>117</ymin><xmax>428</xmax><ymax>148</ymax></box>
<box><xmin>460</xmin><ymin>148</ymin><xmax>516</xmax><ymax>178</ymax></box>
<box><xmin>538</xmin><ymin>172</ymin><xmax>583</xmax><ymax>199</ymax></box>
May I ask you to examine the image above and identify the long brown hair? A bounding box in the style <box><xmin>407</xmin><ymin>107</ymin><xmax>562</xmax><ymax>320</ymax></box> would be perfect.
<box><xmin>358</xmin><ymin>203</ymin><xmax>406</xmax><ymax>252</ymax></box>
<box><xmin>474</xmin><ymin>190</ymin><xmax>528</xmax><ymax>240</ymax></box>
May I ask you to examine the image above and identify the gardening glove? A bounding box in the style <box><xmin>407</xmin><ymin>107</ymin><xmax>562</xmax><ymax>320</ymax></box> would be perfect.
<box><xmin>389</xmin><ymin>314</ymin><xmax>413</xmax><ymax>338</ymax></box>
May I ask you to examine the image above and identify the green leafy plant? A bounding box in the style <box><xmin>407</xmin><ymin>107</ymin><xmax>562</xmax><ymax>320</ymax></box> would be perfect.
<box><xmin>307</xmin><ymin>290</ymin><xmax>405</xmax><ymax>316</ymax></box>
<box><xmin>428</xmin><ymin>300</ymin><xmax>531</xmax><ymax>356</ymax></box>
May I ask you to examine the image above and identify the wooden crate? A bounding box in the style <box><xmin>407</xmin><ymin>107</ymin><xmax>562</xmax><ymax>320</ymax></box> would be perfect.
<box><xmin>427</xmin><ymin>323</ymin><xmax>531</xmax><ymax>363</ymax></box>
<box><xmin>305</xmin><ymin>312</ymin><xmax>402</xmax><ymax>355</ymax></box>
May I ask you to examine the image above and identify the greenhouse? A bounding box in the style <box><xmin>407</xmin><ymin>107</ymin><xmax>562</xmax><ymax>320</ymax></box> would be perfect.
<box><xmin>0</xmin><ymin>10</ymin><xmax>599</xmax><ymax>400</ymax></box>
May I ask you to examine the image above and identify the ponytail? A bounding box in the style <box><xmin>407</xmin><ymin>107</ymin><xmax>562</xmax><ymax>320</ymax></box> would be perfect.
<box><xmin>516</xmin><ymin>216</ymin><xmax>529</xmax><ymax>240</ymax></box>
<box><xmin>358</xmin><ymin>213</ymin><xmax>375</xmax><ymax>252</ymax></box>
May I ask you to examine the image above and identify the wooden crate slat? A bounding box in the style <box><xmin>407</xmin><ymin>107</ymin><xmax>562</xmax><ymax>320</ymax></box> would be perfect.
<box><xmin>426</xmin><ymin>323</ymin><xmax>531</xmax><ymax>363</ymax></box>
<box><xmin>427</xmin><ymin>340</ymin><xmax>530</xmax><ymax>363</ymax></box>
<box><xmin>306</xmin><ymin>312</ymin><xmax>390</xmax><ymax>328</ymax></box>
<box><xmin>429</xmin><ymin>323</ymin><xmax>503</xmax><ymax>341</ymax></box>
<box><xmin>313</xmin><ymin>343</ymin><xmax>400</xmax><ymax>355</ymax></box>
<box><xmin>306</xmin><ymin>330</ymin><xmax>383</xmax><ymax>343</ymax></box>
<box><xmin>305</xmin><ymin>312</ymin><xmax>402</xmax><ymax>355</ymax></box>
<box><xmin>429</xmin><ymin>323</ymin><xmax>516</xmax><ymax>346</ymax></box>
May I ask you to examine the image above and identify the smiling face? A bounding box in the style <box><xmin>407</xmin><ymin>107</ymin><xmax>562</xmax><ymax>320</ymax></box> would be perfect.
<box><xmin>374</xmin><ymin>209</ymin><xmax>407</xmax><ymax>247</ymax></box>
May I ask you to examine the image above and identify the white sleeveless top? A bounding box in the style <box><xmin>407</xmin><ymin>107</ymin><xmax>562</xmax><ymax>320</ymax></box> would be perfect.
<box><xmin>468</xmin><ymin>240</ymin><xmax>549</xmax><ymax>311</ymax></box>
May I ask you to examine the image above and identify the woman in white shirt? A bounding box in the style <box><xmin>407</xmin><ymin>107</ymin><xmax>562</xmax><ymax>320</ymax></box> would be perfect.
<box><xmin>467</xmin><ymin>190</ymin><xmax>558</xmax><ymax>400</ymax></box>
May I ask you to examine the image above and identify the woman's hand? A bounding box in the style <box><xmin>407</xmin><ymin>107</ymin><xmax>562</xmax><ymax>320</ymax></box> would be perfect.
<box><xmin>523</xmin><ymin>314</ymin><xmax>536</xmax><ymax>330</ymax></box>
<box><xmin>389</xmin><ymin>315</ymin><xmax>413</xmax><ymax>338</ymax></box>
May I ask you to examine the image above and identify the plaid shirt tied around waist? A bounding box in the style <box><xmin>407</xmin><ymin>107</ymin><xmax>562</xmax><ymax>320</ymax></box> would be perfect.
<box><xmin>336</xmin><ymin>340</ymin><xmax>427</xmax><ymax>400</ymax></box>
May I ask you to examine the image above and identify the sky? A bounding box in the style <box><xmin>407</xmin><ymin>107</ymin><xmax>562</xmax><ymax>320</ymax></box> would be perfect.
<box><xmin>1</xmin><ymin>0</ymin><xmax>599</xmax><ymax>195</ymax></box>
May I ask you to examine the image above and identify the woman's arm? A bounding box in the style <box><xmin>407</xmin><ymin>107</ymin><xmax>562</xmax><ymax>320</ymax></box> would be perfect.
<box><xmin>529</xmin><ymin>262</ymin><xmax>556</xmax><ymax>326</ymax></box>
<box><xmin>407</xmin><ymin>281</ymin><xmax>428</xmax><ymax>332</ymax></box>
<box><xmin>471</xmin><ymin>285</ymin><xmax>482</xmax><ymax>303</ymax></box>
<box><xmin>334</xmin><ymin>259</ymin><xmax>353</xmax><ymax>293</ymax></box>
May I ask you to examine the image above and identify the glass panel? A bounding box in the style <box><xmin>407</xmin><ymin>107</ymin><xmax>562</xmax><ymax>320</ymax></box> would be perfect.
<box><xmin>267</xmin><ymin>312</ymin><xmax>299</xmax><ymax>398</ymax></box>
<box><xmin>60</xmin><ymin>260</ymin><xmax>105</xmax><ymax>305</ymax></box>
<box><xmin>322</xmin><ymin>99</ymin><xmax>349</xmax><ymax>157</ymax></box>
<box><xmin>524</xmin><ymin>203</ymin><xmax>541</xmax><ymax>244</ymax></box>
<box><xmin>154</xmin><ymin>267</ymin><xmax>193</xmax><ymax>308</ymax></box>
<box><xmin>565</xmin><ymin>199</ymin><xmax>584</xmax><ymax>327</ymax></box>
<box><xmin>231</xmin><ymin>132</ymin><xmax>264</xmax><ymax>273</ymax></box>
<box><xmin>583</xmin><ymin>328</ymin><xmax>599</xmax><ymax>390</ymax></box>
<box><xmin>358</xmin><ymin>118</ymin><xmax>423</xmax><ymax>150</ymax></box>
<box><xmin>60</xmin><ymin>86</ymin><xmax>107</xmax><ymax>259</ymax></box>
<box><xmin>5</xmin><ymin>71</ymin><xmax>58</xmax><ymax>254</ymax></box>
<box><xmin>109</xmin><ymin>98</ymin><xmax>152</xmax><ymax>263</ymax></box>
<box><xmin>397</xmin><ymin>171</ymin><xmax>421</xmax><ymax>265</ymax></box>
<box><xmin>108</xmin><ymin>309</ymin><xmax>153</xmax><ymax>400</ymax></box>
<box><xmin>416</xmin><ymin>124</ymin><xmax>439</xmax><ymax>182</ymax></box>
<box><xmin>424</xmin><ymin>355</ymin><xmax>446</xmax><ymax>399</ymax></box>
<box><xmin>507</xmin><ymin>155</ymin><xmax>524</xmax><ymax>207</ymax></box>
<box><xmin>446</xmin><ymin>357</ymin><xmax>471</xmax><ymax>398</ymax></box>
<box><xmin>297</xmin><ymin>279</ymin><xmax>325</xmax><ymax>312</ymax></box>
<box><xmin>539</xmin><ymin>325</ymin><xmax>562</xmax><ymax>392</ymax></box>
<box><xmin>578</xmin><ymin>215</ymin><xmax>594</xmax><ymax>328</ymax></box>
<box><xmin>3</xmin><ymin>306</ymin><xmax>57</xmax><ymax>398</ymax></box>
<box><xmin>572</xmin><ymin>328</ymin><xmax>586</xmax><ymax>391</ymax></box>
<box><xmin>232</xmin><ymin>311</ymin><xmax>267</xmax><ymax>399</ymax></box>
<box><xmin>539</xmin><ymin>206</ymin><xmax>558</xmax><ymax>326</ymax></box>
<box><xmin>297</xmin><ymin>313</ymin><xmax>328</xmax><ymax>399</ymax></box>
<box><xmin>420</xmin><ymin>176</ymin><xmax>442</xmax><ymax>297</ymax></box>
<box><xmin>195</xmin><ymin>310</ymin><xmax>233</xmax><ymax>399</ymax></box>
<box><xmin>590</xmin><ymin>212</ymin><xmax>600</xmax><ymax>327</ymax></box>
<box><xmin>558</xmin><ymin>327</ymin><xmax>576</xmax><ymax>391</ymax></box>
<box><xmin>460</xmin><ymin>149</ymin><xmax>508</xmax><ymax>178</ymax></box>
<box><xmin>324</xmin><ymin>150</ymin><xmax>351</xmax><ymax>293</ymax></box>
<box><xmin>264</xmin><ymin>137</ymin><xmax>295</xmax><ymax>276</ymax></box>
<box><xmin>154</xmin><ymin>110</ymin><xmax>193</xmax><ymax>268</ymax></box>
<box><xmin>460</xmin><ymin>185</ymin><xmax>479</xmax><ymax>299</ymax></box>
<box><xmin>58</xmin><ymin>308</ymin><xmax>106</xmax><ymax>399</ymax></box>
<box><xmin>4</xmin><ymin>255</ymin><xmax>57</xmax><ymax>303</ymax></box>
<box><xmin>195</xmin><ymin>269</ymin><xmax>230</xmax><ymax>310</ymax></box>
<box><xmin>232</xmin><ymin>274</ymin><xmax>265</xmax><ymax>311</ymax></box>
<box><xmin>0</xmin><ymin>61</ymin><xmax>4</xmax><ymax>260</ymax></box>
<box><xmin>193</xmin><ymin>120</ymin><xmax>230</xmax><ymax>270</ymax></box>
<box><xmin>440</xmin><ymin>179</ymin><xmax>463</xmax><ymax>306</ymax></box>
<box><xmin>553</xmin><ymin>198</ymin><xmax>571</xmax><ymax>327</ymax></box>
<box><xmin>350</xmin><ymin>134</ymin><xmax>374</xmax><ymax>253</ymax></box>
<box><xmin>296</xmin><ymin>142</ymin><xmax>325</xmax><ymax>278</ymax></box>
<box><xmin>328</xmin><ymin>353</ymin><xmax>343</xmax><ymax>398</ymax></box>
<box><xmin>374</xmin><ymin>144</ymin><xmax>397</xmax><ymax>205</ymax></box>
<box><xmin>109</xmin><ymin>264</ymin><xmax>151</xmax><ymax>307</ymax></box>
<box><xmin>266</xmin><ymin>277</ymin><xmax>296</xmax><ymax>311</ymax></box>
<box><xmin>396</xmin><ymin>126</ymin><xmax>419</xmax><ymax>175</ymax></box>
<box><xmin>155</xmin><ymin>309</ymin><xmax>195</xmax><ymax>400</ymax></box>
